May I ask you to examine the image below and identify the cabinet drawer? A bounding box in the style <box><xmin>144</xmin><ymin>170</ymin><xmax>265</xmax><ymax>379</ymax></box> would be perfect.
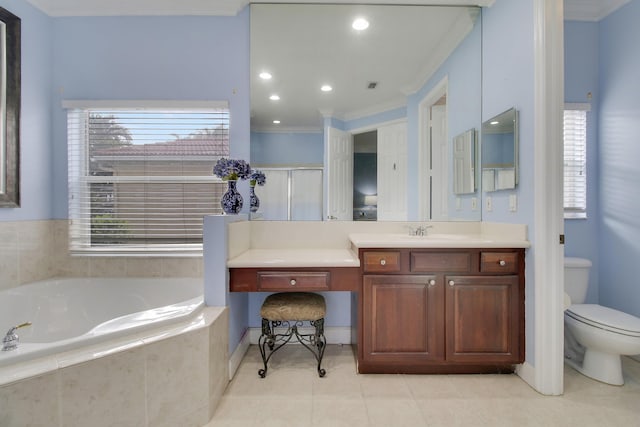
<box><xmin>411</xmin><ymin>252</ymin><xmax>471</xmax><ymax>273</ymax></box>
<box><xmin>480</xmin><ymin>252</ymin><xmax>519</xmax><ymax>274</ymax></box>
<box><xmin>257</xmin><ymin>271</ymin><xmax>330</xmax><ymax>291</ymax></box>
<box><xmin>363</xmin><ymin>251</ymin><xmax>401</xmax><ymax>273</ymax></box>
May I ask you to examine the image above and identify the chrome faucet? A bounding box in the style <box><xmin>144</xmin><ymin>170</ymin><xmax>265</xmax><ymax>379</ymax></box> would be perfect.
<box><xmin>408</xmin><ymin>224</ymin><xmax>433</xmax><ymax>236</ymax></box>
<box><xmin>2</xmin><ymin>322</ymin><xmax>32</xmax><ymax>351</ymax></box>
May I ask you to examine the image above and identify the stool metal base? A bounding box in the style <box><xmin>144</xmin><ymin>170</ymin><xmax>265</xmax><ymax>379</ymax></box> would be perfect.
<box><xmin>258</xmin><ymin>318</ymin><xmax>326</xmax><ymax>378</ymax></box>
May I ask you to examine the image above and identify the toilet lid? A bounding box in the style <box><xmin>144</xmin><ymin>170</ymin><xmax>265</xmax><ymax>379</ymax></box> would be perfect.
<box><xmin>566</xmin><ymin>304</ymin><xmax>640</xmax><ymax>336</ymax></box>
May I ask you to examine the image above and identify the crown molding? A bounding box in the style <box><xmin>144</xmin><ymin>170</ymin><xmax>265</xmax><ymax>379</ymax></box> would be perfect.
<box><xmin>26</xmin><ymin>0</ymin><xmax>495</xmax><ymax>17</ymax></box>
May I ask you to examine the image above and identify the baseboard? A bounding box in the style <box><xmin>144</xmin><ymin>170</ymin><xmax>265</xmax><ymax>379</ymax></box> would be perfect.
<box><xmin>516</xmin><ymin>361</ymin><xmax>536</xmax><ymax>390</ymax></box>
<box><xmin>228</xmin><ymin>330</ymin><xmax>250</xmax><ymax>380</ymax></box>
<box><xmin>248</xmin><ymin>326</ymin><xmax>352</xmax><ymax>345</ymax></box>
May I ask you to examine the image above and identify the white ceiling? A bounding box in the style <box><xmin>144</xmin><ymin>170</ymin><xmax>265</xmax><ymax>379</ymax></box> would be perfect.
<box><xmin>250</xmin><ymin>4</ymin><xmax>479</xmax><ymax>132</ymax></box>
<box><xmin>564</xmin><ymin>0</ymin><xmax>631</xmax><ymax>21</ymax></box>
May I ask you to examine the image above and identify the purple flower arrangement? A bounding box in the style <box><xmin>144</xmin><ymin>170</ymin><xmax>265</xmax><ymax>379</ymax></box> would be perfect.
<box><xmin>249</xmin><ymin>170</ymin><xmax>266</xmax><ymax>187</ymax></box>
<box><xmin>213</xmin><ymin>158</ymin><xmax>251</xmax><ymax>181</ymax></box>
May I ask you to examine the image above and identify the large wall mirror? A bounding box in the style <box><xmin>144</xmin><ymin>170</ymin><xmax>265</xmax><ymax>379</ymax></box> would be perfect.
<box><xmin>481</xmin><ymin>108</ymin><xmax>519</xmax><ymax>192</ymax></box>
<box><xmin>250</xmin><ymin>4</ymin><xmax>482</xmax><ymax>221</ymax></box>
<box><xmin>0</xmin><ymin>7</ymin><xmax>20</xmax><ymax>208</ymax></box>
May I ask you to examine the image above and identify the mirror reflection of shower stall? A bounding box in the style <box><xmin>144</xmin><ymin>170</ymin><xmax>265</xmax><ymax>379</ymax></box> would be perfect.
<box><xmin>257</xmin><ymin>168</ymin><xmax>323</xmax><ymax>220</ymax></box>
<box><xmin>353</xmin><ymin>131</ymin><xmax>378</xmax><ymax>221</ymax></box>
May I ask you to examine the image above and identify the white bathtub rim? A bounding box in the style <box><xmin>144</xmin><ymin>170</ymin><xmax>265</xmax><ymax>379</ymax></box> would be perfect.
<box><xmin>0</xmin><ymin>296</ymin><xmax>204</xmax><ymax>368</ymax></box>
<box><xmin>0</xmin><ymin>305</ymin><xmax>225</xmax><ymax>387</ymax></box>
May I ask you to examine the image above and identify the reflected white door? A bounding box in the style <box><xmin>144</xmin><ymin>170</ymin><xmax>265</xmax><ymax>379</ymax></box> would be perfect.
<box><xmin>377</xmin><ymin>122</ymin><xmax>407</xmax><ymax>221</ymax></box>
<box><xmin>431</xmin><ymin>105</ymin><xmax>449</xmax><ymax>220</ymax></box>
<box><xmin>259</xmin><ymin>170</ymin><xmax>289</xmax><ymax>220</ymax></box>
<box><xmin>291</xmin><ymin>169</ymin><xmax>323</xmax><ymax>220</ymax></box>
<box><xmin>326</xmin><ymin>127</ymin><xmax>353</xmax><ymax>220</ymax></box>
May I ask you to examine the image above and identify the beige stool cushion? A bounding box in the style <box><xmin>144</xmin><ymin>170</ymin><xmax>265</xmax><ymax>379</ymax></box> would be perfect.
<box><xmin>260</xmin><ymin>292</ymin><xmax>326</xmax><ymax>321</ymax></box>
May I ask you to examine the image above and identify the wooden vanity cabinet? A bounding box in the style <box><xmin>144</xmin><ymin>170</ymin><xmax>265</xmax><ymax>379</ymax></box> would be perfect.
<box><xmin>358</xmin><ymin>248</ymin><xmax>525</xmax><ymax>374</ymax></box>
<box><xmin>229</xmin><ymin>267</ymin><xmax>359</xmax><ymax>292</ymax></box>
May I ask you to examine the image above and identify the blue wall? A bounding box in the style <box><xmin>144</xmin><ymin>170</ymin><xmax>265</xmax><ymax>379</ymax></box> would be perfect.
<box><xmin>250</xmin><ymin>131</ymin><xmax>323</xmax><ymax>165</ymax></box>
<box><xmin>598</xmin><ymin>0</ymin><xmax>640</xmax><ymax>317</ymax></box>
<box><xmin>482</xmin><ymin>0</ymin><xmax>536</xmax><ymax>363</ymax></box>
<box><xmin>0</xmin><ymin>0</ymin><xmax>53</xmax><ymax>221</ymax></box>
<box><xmin>50</xmin><ymin>12</ymin><xmax>251</xmax><ymax>218</ymax></box>
<box><xmin>564</xmin><ymin>21</ymin><xmax>600</xmax><ymax>304</ymax></box>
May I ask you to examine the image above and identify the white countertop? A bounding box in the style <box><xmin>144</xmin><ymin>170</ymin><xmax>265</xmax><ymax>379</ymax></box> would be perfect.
<box><xmin>349</xmin><ymin>233</ymin><xmax>531</xmax><ymax>249</ymax></box>
<box><xmin>226</xmin><ymin>248</ymin><xmax>360</xmax><ymax>268</ymax></box>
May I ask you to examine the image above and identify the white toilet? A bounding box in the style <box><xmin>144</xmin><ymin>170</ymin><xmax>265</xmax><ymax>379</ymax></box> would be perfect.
<box><xmin>564</xmin><ymin>257</ymin><xmax>640</xmax><ymax>385</ymax></box>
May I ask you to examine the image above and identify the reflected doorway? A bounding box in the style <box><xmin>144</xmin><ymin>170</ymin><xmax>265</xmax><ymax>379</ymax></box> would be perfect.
<box><xmin>353</xmin><ymin>131</ymin><xmax>378</xmax><ymax>221</ymax></box>
<box><xmin>419</xmin><ymin>78</ymin><xmax>449</xmax><ymax>221</ymax></box>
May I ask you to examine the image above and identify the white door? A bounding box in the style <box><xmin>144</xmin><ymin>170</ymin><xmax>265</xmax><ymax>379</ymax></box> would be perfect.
<box><xmin>291</xmin><ymin>169</ymin><xmax>323</xmax><ymax>220</ymax></box>
<box><xmin>326</xmin><ymin>127</ymin><xmax>353</xmax><ymax>220</ymax></box>
<box><xmin>431</xmin><ymin>105</ymin><xmax>449</xmax><ymax>220</ymax></box>
<box><xmin>377</xmin><ymin>122</ymin><xmax>407</xmax><ymax>221</ymax></box>
<box><xmin>259</xmin><ymin>170</ymin><xmax>289</xmax><ymax>220</ymax></box>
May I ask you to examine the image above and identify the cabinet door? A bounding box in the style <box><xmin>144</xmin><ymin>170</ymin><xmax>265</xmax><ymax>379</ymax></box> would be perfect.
<box><xmin>362</xmin><ymin>275</ymin><xmax>444</xmax><ymax>364</ymax></box>
<box><xmin>445</xmin><ymin>275</ymin><xmax>523</xmax><ymax>364</ymax></box>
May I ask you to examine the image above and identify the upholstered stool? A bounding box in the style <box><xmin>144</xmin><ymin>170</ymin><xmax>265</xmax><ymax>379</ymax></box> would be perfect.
<box><xmin>258</xmin><ymin>292</ymin><xmax>327</xmax><ymax>378</ymax></box>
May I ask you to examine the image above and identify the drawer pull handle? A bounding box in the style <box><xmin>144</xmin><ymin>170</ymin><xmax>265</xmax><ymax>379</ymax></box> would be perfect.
<box><xmin>448</xmin><ymin>280</ymin><xmax>455</xmax><ymax>287</ymax></box>
<box><xmin>499</xmin><ymin>260</ymin><xmax>506</xmax><ymax>266</ymax></box>
<box><xmin>290</xmin><ymin>279</ymin><xmax>297</xmax><ymax>286</ymax></box>
<box><xmin>380</xmin><ymin>259</ymin><xmax>386</xmax><ymax>266</ymax></box>
<box><xmin>428</xmin><ymin>279</ymin><xmax>436</xmax><ymax>287</ymax></box>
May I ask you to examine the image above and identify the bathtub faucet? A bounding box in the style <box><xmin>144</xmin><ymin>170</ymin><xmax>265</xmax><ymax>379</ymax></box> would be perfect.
<box><xmin>2</xmin><ymin>322</ymin><xmax>32</xmax><ymax>351</ymax></box>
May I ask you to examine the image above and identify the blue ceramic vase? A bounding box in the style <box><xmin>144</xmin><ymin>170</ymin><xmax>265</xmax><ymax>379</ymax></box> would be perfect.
<box><xmin>249</xmin><ymin>186</ymin><xmax>260</xmax><ymax>213</ymax></box>
<box><xmin>221</xmin><ymin>180</ymin><xmax>243</xmax><ymax>214</ymax></box>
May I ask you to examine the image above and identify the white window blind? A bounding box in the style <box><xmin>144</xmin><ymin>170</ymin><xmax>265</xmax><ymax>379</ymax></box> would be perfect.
<box><xmin>563</xmin><ymin>104</ymin><xmax>588</xmax><ymax>219</ymax></box>
<box><xmin>66</xmin><ymin>103</ymin><xmax>229</xmax><ymax>255</ymax></box>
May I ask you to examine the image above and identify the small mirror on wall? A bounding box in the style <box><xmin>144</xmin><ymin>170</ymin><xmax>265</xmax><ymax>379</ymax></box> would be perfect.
<box><xmin>453</xmin><ymin>128</ymin><xmax>476</xmax><ymax>195</ymax></box>
<box><xmin>0</xmin><ymin>7</ymin><xmax>20</xmax><ymax>208</ymax></box>
<box><xmin>481</xmin><ymin>108</ymin><xmax>518</xmax><ymax>192</ymax></box>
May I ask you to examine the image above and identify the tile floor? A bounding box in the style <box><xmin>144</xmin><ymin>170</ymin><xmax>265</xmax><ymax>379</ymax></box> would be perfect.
<box><xmin>205</xmin><ymin>345</ymin><xmax>640</xmax><ymax>426</ymax></box>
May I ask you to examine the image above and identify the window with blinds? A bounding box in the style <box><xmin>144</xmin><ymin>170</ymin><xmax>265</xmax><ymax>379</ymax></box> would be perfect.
<box><xmin>563</xmin><ymin>105</ymin><xmax>588</xmax><ymax>219</ymax></box>
<box><xmin>66</xmin><ymin>102</ymin><xmax>229</xmax><ymax>255</ymax></box>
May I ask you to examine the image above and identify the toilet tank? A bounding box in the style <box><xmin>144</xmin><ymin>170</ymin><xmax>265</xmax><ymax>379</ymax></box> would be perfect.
<box><xmin>564</xmin><ymin>257</ymin><xmax>592</xmax><ymax>304</ymax></box>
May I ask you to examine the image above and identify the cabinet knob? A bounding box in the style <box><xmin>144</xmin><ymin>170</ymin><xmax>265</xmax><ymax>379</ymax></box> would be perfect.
<box><xmin>290</xmin><ymin>279</ymin><xmax>297</xmax><ymax>286</ymax></box>
<box><xmin>428</xmin><ymin>279</ymin><xmax>436</xmax><ymax>287</ymax></box>
<box><xmin>499</xmin><ymin>260</ymin><xmax>506</xmax><ymax>266</ymax></box>
<box><xmin>380</xmin><ymin>259</ymin><xmax>386</xmax><ymax>266</ymax></box>
<box><xmin>448</xmin><ymin>280</ymin><xmax>455</xmax><ymax>287</ymax></box>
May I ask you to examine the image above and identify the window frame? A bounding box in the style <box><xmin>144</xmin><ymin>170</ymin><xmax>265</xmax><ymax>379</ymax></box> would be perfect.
<box><xmin>64</xmin><ymin>100</ymin><xmax>230</xmax><ymax>256</ymax></box>
<box><xmin>563</xmin><ymin>103</ymin><xmax>589</xmax><ymax>220</ymax></box>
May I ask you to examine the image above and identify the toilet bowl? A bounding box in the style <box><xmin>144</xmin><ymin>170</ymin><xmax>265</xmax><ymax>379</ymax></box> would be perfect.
<box><xmin>564</xmin><ymin>257</ymin><xmax>640</xmax><ymax>385</ymax></box>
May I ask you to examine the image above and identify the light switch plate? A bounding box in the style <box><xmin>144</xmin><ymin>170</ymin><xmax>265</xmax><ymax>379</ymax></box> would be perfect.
<box><xmin>509</xmin><ymin>194</ymin><xmax>517</xmax><ymax>212</ymax></box>
<box><xmin>486</xmin><ymin>196</ymin><xmax>492</xmax><ymax>212</ymax></box>
<box><xmin>471</xmin><ymin>197</ymin><xmax>477</xmax><ymax>210</ymax></box>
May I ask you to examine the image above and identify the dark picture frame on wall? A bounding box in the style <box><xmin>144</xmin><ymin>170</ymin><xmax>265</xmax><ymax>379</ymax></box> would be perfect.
<box><xmin>0</xmin><ymin>7</ymin><xmax>20</xmax><ymax>208</ymax></box>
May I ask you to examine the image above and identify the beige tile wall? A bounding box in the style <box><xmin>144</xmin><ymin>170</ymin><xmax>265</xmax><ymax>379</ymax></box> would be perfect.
<box><xmin>0</xmin><ymin>308</ymin><xmax>229</xmax><ymax>427</ymax></box>
<box><xmin>0</xmin><ymin>220</ymin><xmax>203</xmax><ymax>292</ymax></box>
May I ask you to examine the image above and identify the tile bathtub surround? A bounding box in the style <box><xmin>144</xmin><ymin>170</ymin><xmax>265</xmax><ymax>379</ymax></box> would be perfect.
<box><xmin>0</xmin><ymin>307</ymin><xmax>229</xmax><ymax>427</ymax></box>
<box><xmin>0</xmin><ymin>220</ymin><xmax>203</xmax><ymax>291</ymax></box>
<box><xmin>207</xmin><ymin>345</ymin><xmax>640</xmax><ymax>427</ymax></box>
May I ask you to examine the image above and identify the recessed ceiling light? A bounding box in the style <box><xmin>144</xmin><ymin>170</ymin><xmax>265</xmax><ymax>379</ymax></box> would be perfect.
<box><xmin>352</xmin><ymin>17</ymin><xmax>369</xmax><ymax>31</ymax></box>
<box><xmin>321</xmin><ymin>85</ymin><xmax>333</xmax><ymax>92</ymax></box>
<box><xmin>273</xmin><ymin>120</ymin><xmax>281</xmax><ymax>124</ymax></box>
<box><xmin>269</xmin><ymin>94</ymin><xmax>280</xmax><ymax>101</ymax></box>
<box><xmin>259</xmin><ymin>72</ymin><xmax>272</xmax><ymax>80</ymax></box>
<box><xmin>490</xmin><ymin>121</ymin><xmax>500</xmax><ymax>125</ymax></box>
